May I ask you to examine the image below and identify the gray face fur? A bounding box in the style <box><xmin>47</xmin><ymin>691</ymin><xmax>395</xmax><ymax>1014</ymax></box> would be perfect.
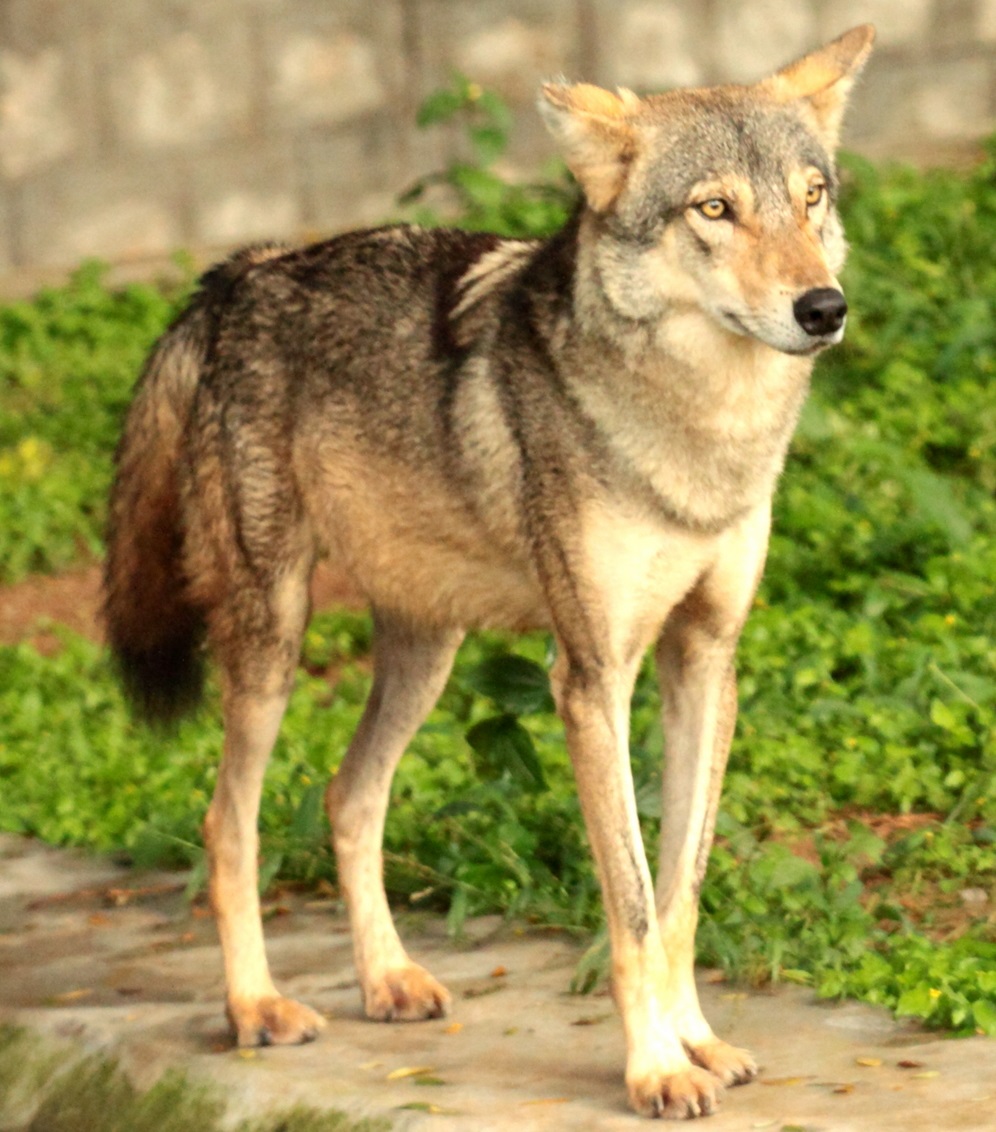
<box><xmin>576</xmin><ymin>89</ymin><xmax>848</xmax><ymax>354</ymax></box>
<box><xmin>614</xmin><ymin>92</ymin><xmax>835</xmax><ymax>240</ymax></box>
<box><xmin>539</xmin><ymin>27</ymin><xmax>874</xmax><ymax>355</ymax></box>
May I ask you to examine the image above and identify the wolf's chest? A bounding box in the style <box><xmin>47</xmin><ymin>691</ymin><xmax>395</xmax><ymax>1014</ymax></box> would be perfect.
<box><xmin>564</xmin><ymin>331</ymin><xmax>813</xmax><ymax>532</ymax></box>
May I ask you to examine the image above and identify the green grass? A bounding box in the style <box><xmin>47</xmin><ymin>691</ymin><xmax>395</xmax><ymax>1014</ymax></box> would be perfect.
<box><xmin>0</xmin><ymin>260</ymin><xmax>193</xmax><ymax>582</ymax></box>
<box><xmin>0</xmin><ymin>1025</ymin><xmax>390</xmax><ymax>1132</ymax></box>
<box><xmin>0</xmin><ymin>86</ymin><xmax>994</xmax><ymax>1036</ymax></box>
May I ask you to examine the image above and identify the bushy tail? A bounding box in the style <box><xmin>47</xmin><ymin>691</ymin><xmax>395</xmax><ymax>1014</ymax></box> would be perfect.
<box><xmin>103</xmin><ymin>245</ymin><xmax>287</xmax><ymax>726</ymax></box>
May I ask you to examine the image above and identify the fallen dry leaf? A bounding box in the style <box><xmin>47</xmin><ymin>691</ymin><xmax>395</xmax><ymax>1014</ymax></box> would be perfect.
<box><xmin>105</xmin><ymin>883</ymin><xmax>183</xmax><ymax>906</ymax></box>
<box><xmin>50</xmin><ymin>989</ymin><xmax>93</xmax><ymax>1004</ymax></box>
<box><xmin>856</xmin><ymin>1057</ymin><xmax>883</xmax><ymax>1068</ymax></box>
<box><xmin>28</xmin><ymin>887</ymin><xmax>104</xmax><ymax>910</ymax></box>
<box><xmin>897</xmin><ymin>1059</ymin><xmax>925</xmax><ymax>1069</ymax></box>
<box><xmin>760</xmin><ymin>1076</ymin><xmax>811</xmax><ymax>1087</ymax></box>
<box><xmin>396</xmin><ymin>1102</ymin><xmax>458</xmax><ymax>1114</ymax></box>
<box><xmin>443</xmin><ymin>1022</ymin><xmax>463</xmax><ymax>1035</ymax></box>
<box><xmin>463</xmin><ymin>983</ymin><xmax>503</xmax><ymax>999</ymax></box>
<box><xmin>387</xmin><ymin>1065</ymin><xmax>435</xmax><ymax>1081</ymax></box>
<box><xmin>490</xmin><ymin>965</ymin><xmax>508</xmax><ymax>978</ymax></box>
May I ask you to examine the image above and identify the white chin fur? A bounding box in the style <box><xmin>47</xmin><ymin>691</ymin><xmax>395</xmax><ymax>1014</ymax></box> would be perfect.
<box><xmin>718</xmin><ymin>308</ymin><xmax>846</xmax><ymax>355</ymax></box>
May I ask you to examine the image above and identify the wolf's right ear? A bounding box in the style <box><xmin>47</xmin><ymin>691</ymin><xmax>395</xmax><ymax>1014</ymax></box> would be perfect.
<box><xmin>763</xmin><ymin>24</ymin><xmax>875</xmax><ymax>150</ymax></box>
<box><xmin>538</xmin><ymin>83</ymin><xmax>639</xmax><ymax>212</ymax></box>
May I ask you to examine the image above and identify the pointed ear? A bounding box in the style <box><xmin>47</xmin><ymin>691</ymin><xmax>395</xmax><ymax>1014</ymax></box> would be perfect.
<box><xmin>762</xmin><ymin>24</ymin><xmax>875</xmax><ymax>150</ymax></box>
<box><xmin>538</xmin><ymin>83</ymin><xmax>639</xmax><ymax>212</ymax></box>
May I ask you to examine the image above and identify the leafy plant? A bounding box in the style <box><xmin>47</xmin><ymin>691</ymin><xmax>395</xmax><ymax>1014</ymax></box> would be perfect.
<box><xmin>0</xmin><ymin>1025</ymin><xmax>389</xmax><ymax>1132</ymax></box>
<box><xmin>0</xmin><ymin>259</ymin><xmax>193</xmax><ymax>582</ymax></box>
<box><xmin>400</xmin><ymin>73</ymin><xmax>573</xmax><ymax>237</ymax></box>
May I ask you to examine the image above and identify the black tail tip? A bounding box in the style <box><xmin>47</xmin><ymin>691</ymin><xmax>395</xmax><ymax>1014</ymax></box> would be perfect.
<box><xmin>113</xmin><ymin>638</ymin><xmax>206</xmax><ymax>731</ymax></box>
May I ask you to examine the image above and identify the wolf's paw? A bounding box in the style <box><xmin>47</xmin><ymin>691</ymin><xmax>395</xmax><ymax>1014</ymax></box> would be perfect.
<box><xmin>364</xmin><ymin>963</ymin><xmax>451</xmax><ymax>1022</ymax></box>
<box><xmin>627</xmin><ymin>1064</ymin><xmax>723</xmax><ymax>1120</ymax></box>
<box><xmin>687</xmin><ymin>1037</ymin><xmax>757</xmax><ymax>1087</ymax></box>
<box><xmin>227</xmin><ymin>995</ymin><xmax>326</xmax><ymax>1047</ymax></box>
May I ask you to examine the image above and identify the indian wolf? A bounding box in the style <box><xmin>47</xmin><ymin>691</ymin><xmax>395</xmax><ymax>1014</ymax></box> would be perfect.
<box><xmin>104</xmin><ymin>25</ymin><xmax>874</xmax><ymax>1119</ymax></box>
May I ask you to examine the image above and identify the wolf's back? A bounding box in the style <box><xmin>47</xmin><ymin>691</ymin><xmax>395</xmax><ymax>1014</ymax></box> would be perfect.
<box><xmin>103</xmin><ymin>245</ymin><xmax>286</xmax><ymax>725</ymax></box>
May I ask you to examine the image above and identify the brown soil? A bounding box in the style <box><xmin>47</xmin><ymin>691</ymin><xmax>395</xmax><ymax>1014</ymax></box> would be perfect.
<box><xmin>0</xmin><ymin>563</ymin><xmax>363</xmax><ymax>652</ymax></box>
<box><xmin>0</xmin><ymin>565</ymin><xmax>104</xmax><ymax>653</ymax></box>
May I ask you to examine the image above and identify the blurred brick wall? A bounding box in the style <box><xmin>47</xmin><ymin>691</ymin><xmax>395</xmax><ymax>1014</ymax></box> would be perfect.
<box><xmin>1</xmin><ymin>0</ymin><xmax>993</xmax><ymax>279</ymax></box>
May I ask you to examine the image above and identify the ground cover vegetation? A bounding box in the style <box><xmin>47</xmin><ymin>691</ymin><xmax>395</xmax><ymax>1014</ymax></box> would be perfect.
<box><xmin>0</xmin><ymin>1024</ymin><xmax>388</xmax><ymax>1132</ymax></box>
<box><xmin>1</xmin><ymin>80</ymin><xmax>994</xmax><ymax>1034</ymax></box>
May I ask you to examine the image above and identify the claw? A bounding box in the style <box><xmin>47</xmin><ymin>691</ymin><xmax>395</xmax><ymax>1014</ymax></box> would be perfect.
<box><xmin>227</xmin><ymin>995</ymin><xmax>327</xmax><ymax>1048</ymax></box>
<box><xmin>364</xmin><ymin>963</ymin><xmax>451</xmax><ymax>1022</ymax></box>
<box><xmin>628</xmin><ymin>1065</ymin><xmax>724</xmax><ymax>1120</ymax></box>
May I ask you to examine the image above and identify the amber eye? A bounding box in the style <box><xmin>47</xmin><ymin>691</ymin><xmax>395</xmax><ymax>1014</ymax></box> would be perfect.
<box><xmin>696</xmin><ymin>198</ymin><xmax>730</xmax><ymax>220</ymax></box>
<box><xmin>805</xmin><ymin>182</ymin><xmax>825</xmax><ymax>208</ymax></box>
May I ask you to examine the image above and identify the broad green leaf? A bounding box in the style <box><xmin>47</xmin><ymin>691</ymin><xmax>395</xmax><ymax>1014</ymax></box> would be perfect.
<box><xmin>461</xmin><ymin>654</ymin><xmax>554</xmax><ymax>715</ymax></box>
<box><xmin>470</xmin><ymin>125</ymin><xmax>507</xmax><ymax>166</ymax></box>
<box><xmin>416</xmin><ymin>88</ymin><xmax>465</xmax><ymax>127</ymax></box>
<box><xmin>465</xmin><ymin>713</ymin><xmax>548</xmax><ymax>792</ymax></box>
<box><xmin>972</xmin><ymin>998</ymin><xmax>996</xmax><ymax>1035</ymax></box>
<box><xmin>895</xmin><ymin>983</ymin><xmax>936</xmax><ymax>1020</ymax></box>
<box><xmin>930</xmin><ymin>699</ymin><xmax>958</xmax><ymax>731</ymax></box>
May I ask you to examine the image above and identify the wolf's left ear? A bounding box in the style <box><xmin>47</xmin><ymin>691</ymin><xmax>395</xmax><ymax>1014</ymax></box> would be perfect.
<box><xmin>538</xmin><ymin>83</ymin><xmax>639</xmax><ymax>212</ymax></box>
<box><xmin>763</xmin><ymin>24</ymin><xmax>875</xmax><ymax>150</ymax></box>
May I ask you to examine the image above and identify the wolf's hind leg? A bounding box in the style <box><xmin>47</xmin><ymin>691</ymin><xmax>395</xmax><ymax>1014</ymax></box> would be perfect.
<box><xmin>203</xmin><ymin>563</ymin><xmax>325</xmax><ymax>1047</ymax></box>
<box><xmin>326</xmin><ymin>612</ymin><xmax>463</xmax><ymax>1021</ymax></box>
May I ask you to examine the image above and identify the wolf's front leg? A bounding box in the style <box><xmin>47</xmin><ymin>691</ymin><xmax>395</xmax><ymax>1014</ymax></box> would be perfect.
<box><xmin>653</xmin><ymin>511</ymin><xmax>772</xmax><ymax>1087</ymax></box>
<box><xmin>326</xmin><ymin>614</ymin><xmax>463</xmax><ymax>1021</ymax></box>
<box><xmin>654</xmin><ymin>650</ymin><xmax>756</xmax><ymax>1086</ymax></box>
<box><xmin>554</xmin><ymin>654</ymin><xmax>722</xmax><ymax>1119</ymax></box>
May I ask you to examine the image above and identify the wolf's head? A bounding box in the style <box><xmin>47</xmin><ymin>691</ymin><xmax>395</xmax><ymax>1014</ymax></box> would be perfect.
<box><xmin>539</xmin><ymin>25</ymin><xmax>875</xmax><ymax>357</ymax></box>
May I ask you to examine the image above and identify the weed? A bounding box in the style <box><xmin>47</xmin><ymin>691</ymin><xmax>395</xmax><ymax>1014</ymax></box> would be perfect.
<box><xmin>0</xmin><ymin>1025</ymin><xmax>390</xmax><ymax>1132</ymax></box>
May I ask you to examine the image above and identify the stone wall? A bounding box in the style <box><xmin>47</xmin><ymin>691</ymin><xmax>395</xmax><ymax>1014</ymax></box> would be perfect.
<box><xmin>1</xmin><ymin>0</ymin><xmax>994</xmax><ymax>283</ymax></box>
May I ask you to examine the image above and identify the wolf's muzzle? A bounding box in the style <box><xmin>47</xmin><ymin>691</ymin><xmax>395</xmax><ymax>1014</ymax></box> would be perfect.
<box><xmin>793</xmin><ymin>287</ymin><xmax>848</xmax><ymax>337</ymax></box>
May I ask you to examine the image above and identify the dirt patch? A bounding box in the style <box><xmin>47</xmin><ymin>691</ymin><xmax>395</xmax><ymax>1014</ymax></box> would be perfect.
<box><xmin>0</xmin><ymin>564</ymin><xmax>363</xmax><ymax>651</ymax></box>
<box><xmin>0</xmin><ymin>566</ymin><xmax>103</xmax><ymax>652</ymax></box>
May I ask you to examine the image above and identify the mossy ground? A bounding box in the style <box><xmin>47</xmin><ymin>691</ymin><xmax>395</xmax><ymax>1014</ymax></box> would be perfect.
<box><xmin>0</xmin><ymin>1026</ymin><xmax>389</xmax><ymax>1132</ymax></box>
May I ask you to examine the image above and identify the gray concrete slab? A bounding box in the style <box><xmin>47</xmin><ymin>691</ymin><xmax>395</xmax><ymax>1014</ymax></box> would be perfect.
<box><xmin>1</xmin><ymin>834</ymin><xmax>994</xmax><ymax>1130</ymax></box>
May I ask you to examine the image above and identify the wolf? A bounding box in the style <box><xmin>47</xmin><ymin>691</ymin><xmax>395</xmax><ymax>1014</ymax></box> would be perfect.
<box><xmin>104</xmin><ymin>25</ymin><xmax>874</xmax><ymax>1119</ymax></box>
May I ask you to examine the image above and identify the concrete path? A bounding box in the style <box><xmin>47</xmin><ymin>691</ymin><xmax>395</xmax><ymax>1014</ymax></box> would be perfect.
<box><xmin>1</xmin><ymin>834</ymin><xmax>993</xmax><ymax>1130</ymax></box>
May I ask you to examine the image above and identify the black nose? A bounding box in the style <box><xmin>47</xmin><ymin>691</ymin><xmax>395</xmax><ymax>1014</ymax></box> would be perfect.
<box><xmin>793</xmin><ymin>287</ymin><xmax>848</xmax><ymax>337</ymax></box>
